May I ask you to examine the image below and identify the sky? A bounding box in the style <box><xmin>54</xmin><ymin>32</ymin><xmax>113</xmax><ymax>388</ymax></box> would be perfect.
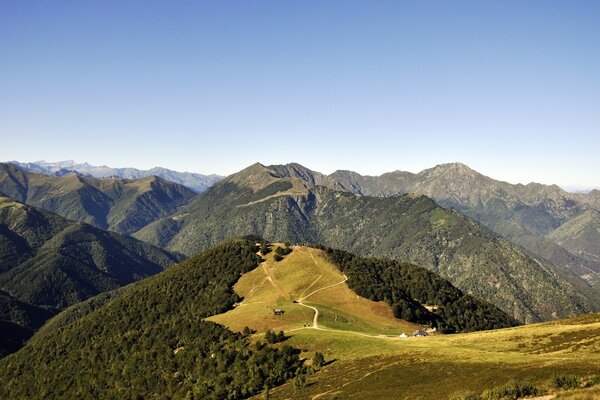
<box><xmin>1</xmin><ymin>1</ymin><xmax>599</xmax><ymax>188</ymax></box>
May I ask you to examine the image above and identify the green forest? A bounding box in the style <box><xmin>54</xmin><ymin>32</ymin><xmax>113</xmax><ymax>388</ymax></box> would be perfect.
<box><xmin>314</xmin><ymin>245</ymin><xmax>520</xmax><ymax>332</ymax></box>
<box><xmin>0</xmin><ymin>239</ymin><xmax>305</xmax><ymax>400</ymax></box>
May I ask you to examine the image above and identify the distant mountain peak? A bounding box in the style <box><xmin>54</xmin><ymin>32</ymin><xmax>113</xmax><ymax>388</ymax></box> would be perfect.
<box><xmin>224</xmin><ymin>162</ymin><xmax>276</xmax><ymax>190</ymax></box>
<box><xmin>417</xmin><ymin>162</ymin><xmax>481</xmax><ymax>180</ymax></box>
<box><xmin>7</xmin><ymin>160</ymin><xmax>223</xmax><ymax>193</ymax></box>
<box><xmin>430</xmin><ymin>162</ymin><xmax>476</xmax><ymax>172</ymax></box>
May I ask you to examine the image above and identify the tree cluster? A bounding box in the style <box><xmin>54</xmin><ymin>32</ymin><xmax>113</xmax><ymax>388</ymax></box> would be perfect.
<box><xmin>313</xmin><ymin>245</ymin><xmax>519</xmax><ymax>333</ymax></box>
<box><xmin>0</xmin><ymin>239</ymin><xmax>306</xmax><ymax>399</ymax></box>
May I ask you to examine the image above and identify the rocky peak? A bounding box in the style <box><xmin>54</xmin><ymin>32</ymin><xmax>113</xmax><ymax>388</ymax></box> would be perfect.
<box><xmin>418</xmin><ymin>162</ymin><xmax>480</xmax><ymax>179</ymax></box>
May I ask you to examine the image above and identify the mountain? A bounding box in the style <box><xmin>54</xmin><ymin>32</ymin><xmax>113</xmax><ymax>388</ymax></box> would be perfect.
<box><xmin>0</xmin><ymin>239</ymin><xmax>596</xmax><ymax>400</ymax></box>
<box><xmin>0</xmin><ymin>290</ymin><xmax>55</xmax><ymax>357</ymax></box>
<box><xmin>0</xmin><ymin>194</ymin><xmax>179</xmax><ymax>308</ymax></box>
<box><xmin>209</xmin><ymin>243</ymin><xmax>517</xmax><ymax>335</ymax></box>
<box><xmin>135</xmin><ymin>163</ymin><xmax>599</xmax><ymax>323</ymax></box>
<box><xmin>9</xmin><ymin>160</ymin><xmax>223</xmax><ymax>192</ymax></box>
<box><xmin>0</xmin><ymin>239</ymin><xmax>306</xmax><ymax>400</ymax></box>
<box><xmin>0</xmin><ymin>194</ymin><xmax>180</xmax><ymax>355</ymax></box>
<box><xmin>548</xmin><ymin>209</ymin><xmax>600</xmax><ymax>284</ymax></box>
<box><xmin>0</xmin><ymin>163</ymin><xmax>197</xmax><ymax>235</ymax></box>
<box><xmin>325</xmin><ymin>163</ymin><xmax>600</xmax><ymax>286</ymax></box>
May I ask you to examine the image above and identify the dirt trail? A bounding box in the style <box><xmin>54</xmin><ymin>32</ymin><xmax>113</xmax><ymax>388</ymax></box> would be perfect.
<box><xmin>260</xmin><ymin>247</ymin><xmax>405</xmax><ymax>340</ymax></box>
<box><xmin>292</xmin><ymin>273</ymin><xmax>392</xmax><ymax>339</ymax></box>
<box><xmin>237</xmin><ymin>276</ymin><xmax>268</xmax><ymax>306</ymax></box>
<box><xmin>298</xmin><ymin>274</ymin><xmax>348</xmax><ymax>302</ymax></box>
<box><xmin>262</xmin><ymin>262</ymin><xmax>289</xmax><ymax>300</ymax></box>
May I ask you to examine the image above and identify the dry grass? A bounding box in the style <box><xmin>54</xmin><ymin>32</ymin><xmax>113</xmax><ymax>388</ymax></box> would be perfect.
<box><xmin>208</xmin><ymin>244</ymin><xmax>600</xmax><ymax>399</ymax></box>
<box><xmin>207</xmin><ymin>245</ymin><xmax>418</xmax><ymax>335</ymax></box>
<box><xmin>264</xmin><ymin>313</ymin><xmax>600</xmax><ymax>399</ymax></box>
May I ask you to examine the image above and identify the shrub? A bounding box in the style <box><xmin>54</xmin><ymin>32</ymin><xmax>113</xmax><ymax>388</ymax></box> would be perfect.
<box><xmin>265</xmin><ymin>330</ymin><xmax>286</xmax><ymax>344</ymax></box>
<box><xmin>484</xmin><ymin>381</ymin><xmax>539</xmax><ymax>399</ymax></box>
<box><xmin>553</xmin><ymin>375</ymin><xmax>580</xmax><ymax>390</ymax></box>
<box><xmin>293</xmin><ymin>373</ymin><xmax>306</xmax><ymax>391</ymax></box>
<box><xmin>260</xmin><ymin>241</ymin><xmax>271</xmax><ymax>255</ymax></box>
<box><xmin>242</xmin><ymin>326</ymin><xmax>256</xmax><ymax>336</ymax></box>
<box><xmin>312</xmin><ymin>352</ymin><xmax>325</xmax><ymax>368</ymax></box>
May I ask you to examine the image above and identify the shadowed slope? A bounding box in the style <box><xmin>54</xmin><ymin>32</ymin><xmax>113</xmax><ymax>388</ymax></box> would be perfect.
<box><xmin>0</xmin><ymin>239</ymin><xmax>305</xmax><ymax>400</ymax></box>
<box><xmin>0</xmin><ymin>163</ymin><xmax>196</xmax><ymax>234</ymax></box>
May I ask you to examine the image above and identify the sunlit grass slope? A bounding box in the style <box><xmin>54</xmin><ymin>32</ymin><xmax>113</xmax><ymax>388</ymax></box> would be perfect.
<box><xmin>207</xmin><ymin>245</ymin><xmax>417</xmax><ymax>335</ymax></box>
<box><xmin>264</xmin><ymin>313</ymin><xmax>600</xmax><ymax>399</ymax></box>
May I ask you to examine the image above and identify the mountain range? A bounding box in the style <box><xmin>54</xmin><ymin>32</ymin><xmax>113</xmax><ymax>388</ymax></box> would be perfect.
<box><xmin>0</xmin><ymin>163</ymin><xmax>197</xmax><ymax>235</ymax></box>
<box><xmin>8</xmin><ymin>160</ymin><xmax>223</xmax><ymax>192</ymax></box>
<box><xmin>11</xmin><ymin>159</ymin><xmax>599</xmax><ymax>290</ymax></box>
<box><xmin>324</xmin><ymin>162</ymin><xmax>600</xmax><ymax>287</ymax></box>
<box><xmin>279</xmin><ymin>162</ymin><xmax>600</xmax><ymax>287</ymax></box>
<box><xmin>0</xmin><ymin>159</ymin><xmax>599</xmax><ymax>398</ymax></box>
<box><xmin>134</xmin><ymin>162</ymin><xmax>599</xmax><ymax>323</ymax></box>
<box><xmin>0</xmin><ymin>239</ymin><xmax>518</xmax><ymax>399</ymax></box>
<box><xmin>215</xmin><ymin>162</ymin><xmax>600</xmax><ymax>287</ymax></box>
<box><xmin>3</xmin><ymin>160</ymin><xmax>599</xmax><ymax>324</ymax></box>
<box><xmin>0</xmin><ymin>194</ymin><xmax>180</xmax><ymax>355</ymax></box>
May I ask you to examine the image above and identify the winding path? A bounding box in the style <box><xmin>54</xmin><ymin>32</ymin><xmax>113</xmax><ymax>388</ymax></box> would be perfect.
<box><xmin>293</xmin><ymin>280</ymin><xmax>346</xmax><ymax>330</ymax></box>
<box><xmin>256</xmin><ymin>248</ymin><xmax>408</xmax><ymax>340</ymax></box>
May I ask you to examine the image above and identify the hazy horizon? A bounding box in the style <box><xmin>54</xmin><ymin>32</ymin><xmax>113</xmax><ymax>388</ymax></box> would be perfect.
<box><xmin>1</xmin><ymin>1</ymin><xmax>599</xmax><ymax>187</ymax></box>
<box><xmin>6</xmin><ymin>158</ymin><xmax>599</xmax><ymax>193</ymax></box>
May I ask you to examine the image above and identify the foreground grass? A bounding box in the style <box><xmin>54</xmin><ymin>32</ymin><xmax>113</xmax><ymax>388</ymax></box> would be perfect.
<box><xmin>207</xmin><ymin>245</ymin><xmax>600</xmax><ymax>399</ymax></box>
<box><xmin>262</xmin><ymin>314</ymin><xmax>600</xmax><ymax>399</ymax></box>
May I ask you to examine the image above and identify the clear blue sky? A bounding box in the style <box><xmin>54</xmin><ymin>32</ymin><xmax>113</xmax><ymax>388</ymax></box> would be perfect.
<box><xmin>1</xmin><ymin>1</ymin><xmax>599</xmax><ymax>187</ymax></box>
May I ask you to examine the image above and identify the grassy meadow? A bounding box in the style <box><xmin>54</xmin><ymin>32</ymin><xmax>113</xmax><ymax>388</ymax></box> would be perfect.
<box><xmin>207</xmin><ymin>244</ymin><xmax>600</xmax><ymax>399</ymax></box>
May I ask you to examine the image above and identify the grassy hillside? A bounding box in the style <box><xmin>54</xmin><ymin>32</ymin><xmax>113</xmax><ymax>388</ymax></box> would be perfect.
<box><xmin>0</xmin><ymin>162</ymin><xmax>196</xmax><ymax>234</ymax></box>
<box><xmin>0</xmin><ymin>239</ymin><xmax>305</xmax><ymax>400</ymax></box>
<box><xmin>135</xmin><ymin>163</ymin><xmax>598</xmax><ymax>323</ymax></box>
<box><xmin>209</xmin><ymin>244</ymin><xmax>516</xmax><ymax>336</ymax></box>
<box><xmin>2</xmin><ymin>239</ymin><xmax>597</xmax><ymax>399</ymax></box>
<box><xmin>0</xmin><ymin>195</ymin><xmax>180</xmax><ymax>356</ymax></box>
<box><xmin>208</xmin><ymin>244</ymin><xmax>419</xmax><ymax>335</ymax></box>
<box><xmin>262</xmin><ymin>313</ymin><xmax>600</xmax><ymax>399</ymax></box>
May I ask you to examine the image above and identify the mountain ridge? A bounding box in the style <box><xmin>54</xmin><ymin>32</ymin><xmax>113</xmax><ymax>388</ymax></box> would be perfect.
<box><xmin>0</xmin><ymin>163</ymin><xmax>197</xmax><ymax>235</ymax></box>
<box><xmin>135</xmin><ymin>162</ymin><xmax>599</xmax><ymax>323</ymax></box>
<box><xmin>251</xmin><ymin>162</ymin><xmax>600</xmax><ymax>286</ymax></box>
<box><xmin>0</xmin><ymin>193</ymin><xmax>180</xmax><ymax>356</ymax></box>
<box><xmin>8</xmin><ymin>160</ymin><xmax>223</xmax><ymax>192</ymax></box>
